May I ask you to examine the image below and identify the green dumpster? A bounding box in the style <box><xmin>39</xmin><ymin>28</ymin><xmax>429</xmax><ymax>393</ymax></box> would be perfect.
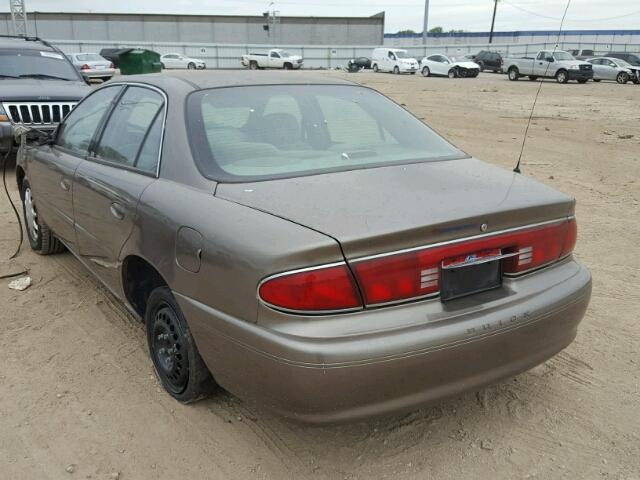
<box><xmin>118</xmin><ymin>49</ymin><xmax>162</xmax><ymax>75</ymax></box>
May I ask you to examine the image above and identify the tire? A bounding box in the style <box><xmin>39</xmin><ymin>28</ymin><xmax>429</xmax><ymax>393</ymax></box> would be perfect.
<box><xmin>477</xmin><ymin>61</ymin><xmax>485</xmax><ymax>72</ymax></box>
<box><xmin>528</xmin><ymin>76</ymin><xmax>538</xmax><ymax>81</ymax></box>
<box><xmin>448</xmin><ymin>68</ymin><xmax>458</xmax><ymax>79</ymax></box>
<box><xmin>616</xmin><ymin>72</ymin><xmax>629</xmax><ymax>84</ymax></box>
<box><xmin>373</xmin><ymin>63</ymin><xmax>379</xmax><ymax>72</ymax></box>
<box><xmin>187</xmin><ymin>62</ymin><xmax>196</xmax><ymax>70</ymax></box>
<box><xmin>593</xmin><ymin>79</ymin><xmax>601</xmax><ymax>82</ymax></box>
<box><xmin>393</xmin><ymin>66</ymin><xmax>400</xmax><ymax>75</ymax></box>
<box><xmin>578</xmin><ymin>79</ymin><xmax>589</xmax><ymax>84</ymax></box>
<box><xmin>409</xmin><ymin>71</ymin><xmax>416</xmax><ymax>75</ymax></box>
<box><xmin>556</xmin><ymin>70</ymin><xmax>568</xmax><ymax>84</ymax></box>
<box><xmin>421</xmin><ymin>66</ymin><xmax>430</xmax><ymax>77</ymax></box>
<box><xmin>160</xmin><ymin>62</ymin><xmax>165</xmax><ymax>70</ymax></box>
<box><xmin>633</xmin><ymin>78</ymin><xmax>640</xmax><ymax>85</ymax></box>
<box><xmin>145</xmin><ymin>286</ymin><xmax>216</xmax><ymax>403</ymax></box>
<box><xmin>101</xmin><ymin>76</ymin><xmax>112</xmax><ymax>82</ymax></box>
<box><xmin>21</xmin><ymin>180</ymin><xmax>65</xmax><ymax>255</ymax></box>
<box><xmin>508</xmin><ymin>67</ymin><xmax>519</xmax><ymax>81</ymax></box>
<box><xmin>283</xmin><ymin>63</ymin><xmax>293</xmax><ymax>70</ymax></box>
<box><xmin>249</xmin><ymin>60</ymin><xmax>258</xmax><ymax>70</ymax></box>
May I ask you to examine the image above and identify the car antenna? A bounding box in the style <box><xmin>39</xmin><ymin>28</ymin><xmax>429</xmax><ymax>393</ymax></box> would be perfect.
<box><xmin>514</xmin><ymin>0</ymin><xmax>572</xmax><ymax>174</ymax></box>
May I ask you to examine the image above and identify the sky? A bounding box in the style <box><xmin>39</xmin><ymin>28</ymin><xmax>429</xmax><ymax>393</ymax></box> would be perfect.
<box><xmin>8</xmin><ymin>0</ymin><xmax>640</xmax><ymax>33</ymax></box>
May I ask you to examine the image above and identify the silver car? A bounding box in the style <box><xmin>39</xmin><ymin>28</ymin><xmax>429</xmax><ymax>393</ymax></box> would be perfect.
<box><xmin>587</xmin><ymin>57</ymin><xmax>640</xmax><ymax>84</ymax></box>
<box><xmin>67</xmin><ymin>53</ymin><xmax>115</xmax><ymax>82</ymax></box>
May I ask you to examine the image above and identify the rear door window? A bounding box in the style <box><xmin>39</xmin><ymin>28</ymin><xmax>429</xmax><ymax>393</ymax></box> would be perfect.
<box><xmin>93</xmin><ymin>86</ymin><xmax>165</xmax><ymax>172</ymax></box>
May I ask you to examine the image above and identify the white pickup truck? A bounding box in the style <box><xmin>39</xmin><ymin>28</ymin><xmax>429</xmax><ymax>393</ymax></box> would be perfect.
<box><xmin>241</xmin><ymin>49</ymin><xmax>304</xmax><ymax>70</ymax></box>
<box><xmin>504</xmin><ymin>50</ymin><xmax>594</xmax><ymax>83</ymax></box>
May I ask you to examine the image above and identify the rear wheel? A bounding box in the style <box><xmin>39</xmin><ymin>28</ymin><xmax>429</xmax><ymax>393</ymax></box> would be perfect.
<box><xmin>160</xmin><ymin>62</ymin><xmax>165</xmax><ymax>70</ymax></box>
<box><xmin>21</xmin><ymin>180</ymin><xmax>65</xmax><ymax>255</ymax></box>
<box><xmin>578</xmin><ymin>79</ymin><xmax>589</xmax><ymax>84</ymax></box>
<box><xmin>448</xmin><ymin>68</ymin><xmax>458</xmax><ymax>79</ymax></box>
<box><xmin>249</xmin><ymin>60</ymin><xmax>258</xmax><ymax>70</ymax></box>
<box><xmin>372</xmin><ymin>63</ymin><xmax>379</xmax><ymax>72</ymax></box>
<box><xmin>146</xmin><ymin>287</ymin><xmax>216</xmax><ymax>403</ymax></box>
<box><xmin>508</xmin><ymin>67</ymin><xmax>519</xmax><ymax>81</ymax></box>
<box><xmin>593</xmin><ymin>78</ymin><xmax>601</xmax><ymax>82</ymax></box>
<box><xmin>393</xmin><ymin>66</ymin><xmax>400</xmax><ymax>75</ymax></box>
<box><xmin>556</xmin><ymin>70</ymin><xmax>569</xmax><ymax>84</ymax></box>
<box><xmin>477</xmin><ymin>61</ymin><xmax>485</xmax><ymax>72</ymax></box>
<box><xmin>421</xmin><ymin>66</ymin><xmax>430</xmax><ymax>77</ymax></box>
<box><xmin>616</xmin><ymin>72</ymin><xmax>629</xmax><ymax>84</ymax></box>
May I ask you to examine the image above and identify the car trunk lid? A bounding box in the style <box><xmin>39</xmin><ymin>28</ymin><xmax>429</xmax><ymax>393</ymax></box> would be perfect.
<box><xmin>215</xmin><ymin>158</ymin><xmax>574</xmax><ymax>261</ymax></box>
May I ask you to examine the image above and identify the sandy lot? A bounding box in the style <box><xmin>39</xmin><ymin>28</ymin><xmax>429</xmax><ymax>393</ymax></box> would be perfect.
<box><xmin>1</xmin><ymin>71</ymin><xmax>639</xmax><ymax>480</ymax></box>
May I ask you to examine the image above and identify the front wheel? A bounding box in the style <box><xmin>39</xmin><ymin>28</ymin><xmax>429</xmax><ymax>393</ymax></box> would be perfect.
<box><xmin>393</xmin><ymin>66</ymin><xmax>400</xmax><ymax>75</ymax></box>
<box><xmin>448</xmin><ymin>68</ymin><xmax>458</xmax><ymax>79</ymax></box>
<box><xmin>146</xmin><ymin>287</ymin><xmax>216</xmax><ymax>403</ymax></box>
<box><xmin>21</xmin><ymin>180</ymin><xmax>65</xmax><ymax>255</ymax></box>
<box><xmin>616</xmin><ymin>72</ymin><xmax>629</xmax><ymax>84</ymax></box>
<box><xmin>187</xmin><ymin>62</ymin><xmax>196</xmax><ymax>70</ymax></box>
<box><xmin>421</xmin><ymin>66</ymin><xmax>430</xmax><ymax>77</ymax></box>
<box><xmin>556</xmin><ymin>70</ymin><xmax>569</xmax><ymax>84</ymax></box>
<box><xmin>508</xmin><ymin>68</ymin><xmax>519</xmax><ymax>81</ymax></box>
<box><xmin>283</xmin><ymin>63</ymin><xmax>293</xmax><ymax>70</ymax></box>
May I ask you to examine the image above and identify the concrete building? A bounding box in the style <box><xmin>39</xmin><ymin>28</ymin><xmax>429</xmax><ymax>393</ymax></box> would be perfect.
<box><xmin>0</xmin><ymin>11</ymin><xmax>385</xmax><ymax>45</ymax></box>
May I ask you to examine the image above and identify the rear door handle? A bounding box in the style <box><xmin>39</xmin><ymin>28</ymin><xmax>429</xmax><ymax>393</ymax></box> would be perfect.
<box><xmin>110</xmin><ymin>202</ymin><xmax>125</xmax><ymax>220</ymax></box>
<box><xmin>60</xmin><ymin>178</ymin><xmax>71</xmax><ymax>191</ymax></box>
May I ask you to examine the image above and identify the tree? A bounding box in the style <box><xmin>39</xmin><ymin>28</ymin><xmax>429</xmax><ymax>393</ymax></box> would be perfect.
<box><xmin>428</xmin><ymin>26</ymin><xmax>443</xmax><ymax>33</ymax></box>
<box><xmin>396</xmin><ymin>29</ymin><xmax>416</xmax><ymax>35</ymax></box>
<box><xmin>449</xmin><ymin>29</ymin><xmax>465</xmax><ymax>33</ymax></box>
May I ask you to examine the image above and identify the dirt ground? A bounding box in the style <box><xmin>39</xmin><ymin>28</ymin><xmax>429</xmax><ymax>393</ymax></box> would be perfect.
<box><xmin>1</xmin><ymin>71</ymin><xmax>639</xmax><ymax>480</ymax></box>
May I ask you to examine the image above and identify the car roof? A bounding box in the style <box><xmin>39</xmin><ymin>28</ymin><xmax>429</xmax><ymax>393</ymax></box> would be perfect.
<box><xmin>0</xmin><ymin>36</ymin><xmax>55</xmax><ymax>51</ymax></box>
<box><xmin>117</xmin><ymin>71</ymin><xmax>358</xmax><ymax>91</ymax></box>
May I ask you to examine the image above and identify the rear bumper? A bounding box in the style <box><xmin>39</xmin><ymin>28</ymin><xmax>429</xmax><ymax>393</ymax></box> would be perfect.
<box><xmin>178</xmin><ymin>259</ymin><xmax>591</xmax><ymax>423</ymax></box>
<box><xmin>83</xmin><ymin>68</ymin><xmax>116</xmax><ymax>78</ymax></box>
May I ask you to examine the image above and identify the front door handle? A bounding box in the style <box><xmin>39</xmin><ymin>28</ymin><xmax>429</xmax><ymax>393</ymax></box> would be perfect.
<box><xmin>60</xmin><ymin>178</ymin><xmax>71</xmax><ymax>191</ymax></box>
<box><xmin>110</xmin><ymin>202</ymin><xmax>125</xmax><ymax>220</ymax></box>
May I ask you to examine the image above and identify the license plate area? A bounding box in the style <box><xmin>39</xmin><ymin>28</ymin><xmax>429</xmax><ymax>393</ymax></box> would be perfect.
<box><xmin>440</xmin><ymin>248</ymin><xmax>503</xmax><ymax>302</ymax></box>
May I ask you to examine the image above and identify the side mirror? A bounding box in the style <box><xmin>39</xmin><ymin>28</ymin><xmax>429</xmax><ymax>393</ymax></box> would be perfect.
<box><xmin>546</xmin><ymin>57</ymin><xmax>554</xmax><ymax>62</ymax></box>
<box><xmin>82</xmin><ymin>73</ymin><xmax>91</xmax><ymax>85</ymax></box>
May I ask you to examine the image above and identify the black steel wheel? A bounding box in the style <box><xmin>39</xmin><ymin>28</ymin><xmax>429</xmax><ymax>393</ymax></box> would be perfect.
<box><xmin>146</xmin><ymin>286</ymin><xmax>215</xmax><ymax>403</ymax></box>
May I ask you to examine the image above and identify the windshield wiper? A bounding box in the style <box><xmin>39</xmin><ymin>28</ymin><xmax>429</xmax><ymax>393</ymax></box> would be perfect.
<box><xmin>18</xmin><ymin>74</ymin><xmax>72</xmax><ymax>81</ymax></box>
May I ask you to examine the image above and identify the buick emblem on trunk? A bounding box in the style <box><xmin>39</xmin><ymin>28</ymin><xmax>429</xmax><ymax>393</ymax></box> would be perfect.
<box><xmin>480</xmin><ymin>223</ymin><xmax>488</xmax><ymax>232</ymax></box>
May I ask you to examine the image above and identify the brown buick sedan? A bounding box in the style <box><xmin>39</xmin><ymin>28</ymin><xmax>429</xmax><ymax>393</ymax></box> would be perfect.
<box><xmin>16</xmin><ymin>72</ymin><xmax>591</xmax><ymax>423</ymax></box>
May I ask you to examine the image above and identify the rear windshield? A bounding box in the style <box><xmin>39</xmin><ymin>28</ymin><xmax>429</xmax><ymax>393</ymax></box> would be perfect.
<box><xmin>75</xmin><ymin>53</ymin><xmax>105</xmax><ymax>62</ymax></box>
<box><xmin>0</xmin><ymin>49</ymin><xmax>79</xmax><ymax>81</ymax></box>
<box><xmin>186</xmin><ymin>85</ymin><xmax>466</xmax><ymax>182</ymax></box>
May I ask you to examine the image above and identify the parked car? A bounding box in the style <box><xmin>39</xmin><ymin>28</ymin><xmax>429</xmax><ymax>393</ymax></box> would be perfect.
<box><xmin>241</xmin><ymin>49</ymin><xmax>303</xmax><ymax>70</ymax></box>
<box><xmin>473</xmin><ymin>50</ymin><xmax>504</xmax><ymax>73</ymax></box>
<box><xmin>67</xmin><ymin>52</ymin><xmax>115</xmax><ymax>82</ymax></box>
<box><xmin>0</xmin><ymin>35</ymin><xmax>90</xmax><ymax>154</ymax></box>
<box><xmin>505</xmin><ymin>50</ymin><xmax>593</xmax><ymax>83</ymax></box>
<box><xmin>99</xmin><ymin>48</ymin><xmax>124</xmax><ymax>68</ymax></box>
<box><xmin>420</xmin><ymin>54</ymin><xmax>480</xmax><ymax>78</ymax></box>
<box><xmin>587</xmin><ymin>57</ymin><xmax>640</xmax><ymax>84</ymax></box>
<box><xmin>160</xmin><ymin>53</ymin><xmax>206</xmax><ymax>70</ymax></box>
<box><xmin>607</xmin><ymin>52</ymin><xmax>640</xmax><ymax>66</ymax></box>
<box><xmin>16</xmin><ymin>72</ymin><xmax>591</xmax><ymax>423</ymax></box>
<box><xmin>371</xmin><ymin>48</ymin><xmax>419</xmax><ymax>74</ymax></box>
<box><xmin>568</xmin><ymin>49</ymin><xmax>595</xmax><ymax>60</ymax></box>
<box><xmin>348</xmin><ymin>57</ymin><xmax>372</xmax><ymax>70</ymax></box>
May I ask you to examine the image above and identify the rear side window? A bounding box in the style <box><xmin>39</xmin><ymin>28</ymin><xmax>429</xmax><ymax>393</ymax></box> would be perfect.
<box><xmin>93</xmin><ymin>86</ymin><xmax>164</xmax><ymax>172</ymax></box>
<box><xmin>56</xmin><ymin>86</ymin><xmax>122</xmax><ymax>155</ymax></box>
<box><xmin>187</xmin><ymin>84</ymin><xmax>466</xmax><ymax>182</ymax></box>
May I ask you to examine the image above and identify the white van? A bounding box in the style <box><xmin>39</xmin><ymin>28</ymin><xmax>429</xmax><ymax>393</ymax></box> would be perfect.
<box><xmin>371</xmin><ymin>48</ymin><xmax>419</xmax><ymax>74</ymax></box>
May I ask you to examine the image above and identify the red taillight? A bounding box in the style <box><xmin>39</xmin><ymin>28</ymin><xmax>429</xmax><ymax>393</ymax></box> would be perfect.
<box><xmin>353</xmin><ymin>218</ymin><xmax>577</xmax><ymax>306</ymax></box>
<box><xmin>80</xmin><ymin>64</ymin><xmax>90</xmax><ymax>70</ymax></box>
<box><xmin>259</xmin><ymin>263</ymin><xmax>362</xmax><ymax>313</ymax></box>
<box><xmin>109</xmin><ymin>62</ymin><xmax>114</xmax><ymax>69</ymax></box>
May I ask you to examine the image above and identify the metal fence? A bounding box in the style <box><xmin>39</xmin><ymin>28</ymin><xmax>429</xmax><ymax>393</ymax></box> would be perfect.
<box><xmin>52</xmin><ymin>40</ymin><xmax>640</xmax><ymax>70</ymax></box>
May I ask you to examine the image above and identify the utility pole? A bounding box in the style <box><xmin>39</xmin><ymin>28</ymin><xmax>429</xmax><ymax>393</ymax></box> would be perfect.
<box><xmin>422</xmin><ymin>0</ymin><xmax>429</xmax><ymax>45</ymax></box>
<box><xmin>489</xmin><ymin>0</ymin><xmax>498</xmax><ymax>44</ymax></box>
<box><xmin>9</xmin><ymin>0</ymin><xmax>28</xmax><ymax>37</ymax></box>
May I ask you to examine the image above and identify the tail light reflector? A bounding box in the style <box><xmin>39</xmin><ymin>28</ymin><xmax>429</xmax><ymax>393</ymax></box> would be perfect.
<box><xmin>353</xmin><ymin>218</ymin><xmax>577</xmax><ymax>306</ymax></box>
<box><xmin>259</xmin><ymin>263</ymin><xmax>362</xmax><ymax>313</ymax></box>
<box><xmin>80</xmin><ymin>64</ymin><xmax>90</xmax><ymax>70</ymax></box>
